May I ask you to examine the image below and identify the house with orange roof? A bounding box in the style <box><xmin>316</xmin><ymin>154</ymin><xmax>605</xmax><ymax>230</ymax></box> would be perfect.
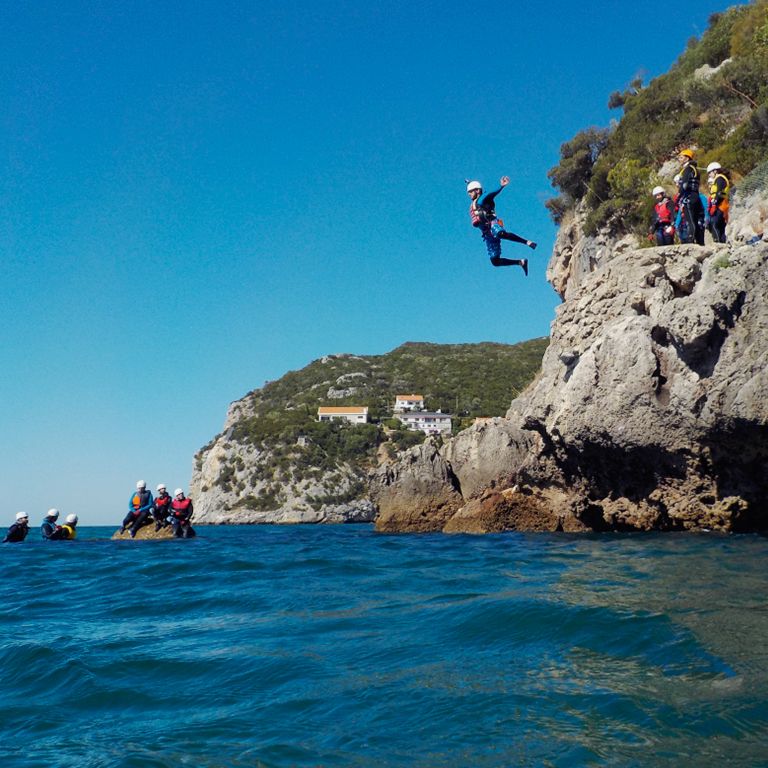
<box><xmin>393</xmin><ymin>394</ymin><xmax>425</xmax><ymax>412</ymax></box>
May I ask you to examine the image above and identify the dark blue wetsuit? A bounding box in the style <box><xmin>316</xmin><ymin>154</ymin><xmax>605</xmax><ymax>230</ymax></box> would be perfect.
<box><xmin>470</xmin><ymin>186</ymin><xmax>534</xmax><ymax>269</ymax></box>
<box><xmin>677</xmin><ymin>164</ymin><xmax>705</xmax><ymax>245</ymax></box>
<box><xmin>41</xmin><ymin>518</ymin><xmax>63</xmax><ymax>540</ymax></box>
<box><xmin>3</xmin><ymin>522</ymin><xmax>28</xmax><ymax>543</ymax></box>
<box><xmin>152</xmin><ymin>492</ymin><xmax>173</xmax><ymax>529</ymax></box>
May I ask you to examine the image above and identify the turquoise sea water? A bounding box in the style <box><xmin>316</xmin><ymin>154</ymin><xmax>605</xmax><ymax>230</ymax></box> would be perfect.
<box><xmin>1</xmin><ymin>525</ymin><xmax>768</xmax><ymax>767</ymax></box>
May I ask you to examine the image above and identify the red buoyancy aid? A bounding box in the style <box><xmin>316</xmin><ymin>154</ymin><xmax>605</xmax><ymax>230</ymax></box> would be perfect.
<box><xmin>155</xmin><ymin>494</ymin><xmax>172</xmax><ymax>510</ymax></box>
<box><xmin>171</xmin><ymin>498</ymin><xmax>192</xmax><ymax>518</ymax></box>
<box><xmin>469</xmin><ymin>202</ymin><xmax>484</xmax><ymax>227</ymax></box>
<box><xmin>132</xmin><ymin>489</ymin><xmax>151</xmax><ymax>511</ymax></box>
<box><xmin>654</xmin><ymin>198</ymin><xmax>674</xmax><ymax>225</ymax></box>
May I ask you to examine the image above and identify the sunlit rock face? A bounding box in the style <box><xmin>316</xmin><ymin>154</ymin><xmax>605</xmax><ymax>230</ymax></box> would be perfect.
<box><xmin>376</xmin><ymin>222</ymin><xmax>768</xmax><ymax>533</ymax></box>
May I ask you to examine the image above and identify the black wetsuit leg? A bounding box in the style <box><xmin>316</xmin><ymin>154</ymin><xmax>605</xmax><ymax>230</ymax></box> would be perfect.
<box><xmin>490</xmin><ymin>256</ymin><xmax>525</xmax><ymax>267</ymax></box>
<box><xmin>710</xmin><ymin>209</ymin><xmax>727</xmax><ymax>243</ymax></box>
<box><xmin>121</xmin><ymin>511</ymin><xmax>137</xmax><ymax>531</ymax></box>
<box><xmin>129</xmin><ymin>510</ymin><xmax>149</xmax><ymax>535</ymax></box>
<box><xmin>499</xmin><ymin>230</ymin><xmax>528</xmax><ymax>245</ymax></box>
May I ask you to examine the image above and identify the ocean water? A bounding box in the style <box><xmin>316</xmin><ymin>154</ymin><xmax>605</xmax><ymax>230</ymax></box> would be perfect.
<box><xmin>1</xmin><ymin>525</ymin><xmax>768</xmax><ymax>767</ymax></box>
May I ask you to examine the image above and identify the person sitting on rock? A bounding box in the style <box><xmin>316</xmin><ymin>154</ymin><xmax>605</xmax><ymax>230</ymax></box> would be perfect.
<box><xmin>706</xmin><ymin>161</ymin><xmax>730</xmax><ymax>243</ymax></box>
<box><xmin>3</xmin><ymin>512</ymin><xmax>29</xmax><ymax>543</ymax></box>
<box><xmin>649</xmin><ymin>186</ymin><xmax>675</xmax><ymax>245</ymax></box>
<box><xmin>59</xmin><ymin>514</ymin><xmax>78</xmax><ymax>540</ymax></box>
<box><xmin>152</xmin><ymin>483</ymin><xmax>173</xmax><ymax>531</ymax></box>
<box><xmin>41</xmin><ymin>508</ymin><xmax>64</xmax><ymax>540</ymax></box>
<box><xmin>467</xmin><ymin>177</ymin><xmax>536</xmax><ymax>274</ymax></box>
<box><xmin>170</xmin><ymin>489</ymin><xmax>194</xmax><ymax>538</ymax></box>
<box><xmin>121</xmin><ymin>480</ymin><xmax>154</xmax><ymax>538</ymax></box>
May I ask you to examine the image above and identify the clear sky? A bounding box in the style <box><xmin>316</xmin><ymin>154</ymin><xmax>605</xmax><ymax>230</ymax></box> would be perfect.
<box><xmin>2</xmin><ymin>0</ymin><xmax>735</xmax><ymax>525</ymax></box>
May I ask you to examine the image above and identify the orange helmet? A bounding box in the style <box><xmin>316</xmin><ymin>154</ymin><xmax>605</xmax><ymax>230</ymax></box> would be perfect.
<box><xmin>679</xmin><ymin>148</ymin><xmax>695</xmax><ymax>159</ymax></box>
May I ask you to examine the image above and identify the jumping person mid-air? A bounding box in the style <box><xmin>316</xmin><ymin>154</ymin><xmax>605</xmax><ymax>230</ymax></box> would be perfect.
<box><xmin>467</xmin><ymin>176</ymin><xmax>536</xmax><ymax>275</ymax></box>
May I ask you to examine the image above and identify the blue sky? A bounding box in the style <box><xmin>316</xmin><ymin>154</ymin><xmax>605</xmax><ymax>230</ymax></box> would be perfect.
<box><xmin>2</xmin><ymin>0</ymin><xmax>735</xmax><ymax>525</ymax></box>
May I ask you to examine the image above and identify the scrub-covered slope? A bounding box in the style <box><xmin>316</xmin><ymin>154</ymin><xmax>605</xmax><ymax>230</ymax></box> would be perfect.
<box><xmin>189</xmin><ymin>340</ymin><xmax>547</xmax><ymax>523</ymax></box>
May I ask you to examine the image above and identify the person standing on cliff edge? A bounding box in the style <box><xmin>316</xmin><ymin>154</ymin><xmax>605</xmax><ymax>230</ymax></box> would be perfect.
<box><xmin>676</xmin><ymin>149</ymin><xmax>705</xmax><ymax>245</ymax></box>
<box><xmin>467</xmin><ymin>176</ymin><xmax>537</xmax><ymax>274</ymax></box>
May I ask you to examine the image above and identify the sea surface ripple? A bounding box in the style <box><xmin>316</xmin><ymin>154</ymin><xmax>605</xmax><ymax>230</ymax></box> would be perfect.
<box><xmin>2</xmin><ymin>525</ymin><xmax>768</xmax><ymax>767</ymax></box>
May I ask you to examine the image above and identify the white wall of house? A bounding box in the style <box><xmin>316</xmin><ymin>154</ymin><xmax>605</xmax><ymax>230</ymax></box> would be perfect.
<box><xmin>394</xmin><ymin>395</ymin><xmax>425</xmax><ymax>412</ymax></box>
<box><xmin>317</xmin><ymin>408</ymin><xmax>369</xmax><ymax>424</ymax></box>
<box><xmin>396</xmin><ymin>412</ymin><xmax>452</xmax><ymax>435</ymax></box>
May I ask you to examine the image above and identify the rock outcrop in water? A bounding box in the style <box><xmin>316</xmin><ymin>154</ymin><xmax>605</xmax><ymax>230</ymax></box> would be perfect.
<box><xmin>112</xmin><ymin>524</ymin><xmax>193</xmax><ymax>540</ymax></box>
<box><xmin>372</xmin><ymin>190</ymin><xmax>768</xmax><ymax>533</ymax></box>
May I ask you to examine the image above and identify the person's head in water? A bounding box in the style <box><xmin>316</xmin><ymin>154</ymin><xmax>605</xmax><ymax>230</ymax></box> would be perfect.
<box><xmin>466</xmin><ymin>180</ymin><xmax>483</xmax><ymax>202</ymax></box>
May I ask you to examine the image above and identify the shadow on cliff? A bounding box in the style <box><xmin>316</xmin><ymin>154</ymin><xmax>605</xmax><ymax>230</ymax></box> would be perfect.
<box><xmin>522</xmin><ymin>424</ymin><xmax>768</xmax><ymax>532</ymax></box>
<box><xmin>704</xmin><ymin>418</ymin><xmax>768</xmax><ymax>532</ymax></box>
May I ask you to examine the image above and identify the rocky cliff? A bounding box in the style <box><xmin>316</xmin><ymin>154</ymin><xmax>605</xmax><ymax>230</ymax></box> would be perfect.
<box><xmin>188</xmin><ymin>342</ymin><xmax>546</xmax><ymax>524</ymax></box>
<box><xmin>372</xmin><ymin>186</ymin><xmax>768</xmax><ymax>533</ymax></box>
<box><xmin>190</xmin><ymin>398</ymin><xmax>376</xmax><ymax>524</ymax></box>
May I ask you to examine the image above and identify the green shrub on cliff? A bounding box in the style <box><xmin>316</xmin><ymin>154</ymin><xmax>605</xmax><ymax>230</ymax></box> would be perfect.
<box><xmin>546</xmin><ymin>1</ymin><xmax>768</xmax><ymax>236</ymax></box>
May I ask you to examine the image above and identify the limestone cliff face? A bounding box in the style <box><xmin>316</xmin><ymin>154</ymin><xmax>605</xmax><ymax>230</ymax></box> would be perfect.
<box><xmin>373</xmin><ymin>190</ymin><xmax>768</xmax><ymax>533</ymax></box>
<box><xmin>190</xmin><ymin>399</ymin><xmax>375</xmax><ymax>525</ymax></box>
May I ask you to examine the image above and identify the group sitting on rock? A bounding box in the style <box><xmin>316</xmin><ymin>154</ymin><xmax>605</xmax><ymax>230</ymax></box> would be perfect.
<box><xmin>120</xmin><ymin>480</ymin><xmax>195</xmax><ymax>538</ymax></box>
<box><xmin>649</xmin><ymin>149</ymin><xmax>730</xmax><ymax>246</ymax></box>
<box><xmin>3</xmin><ymin>509</ymin><xmax>79</xmax><ymax>543</ymax></box>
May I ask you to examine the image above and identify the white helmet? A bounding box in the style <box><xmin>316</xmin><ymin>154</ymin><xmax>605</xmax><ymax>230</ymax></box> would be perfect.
<box><xmin>136</xmin><ymin>480</ymin><xmax>146</xmax><ymax>489</ymax></box>
<box><xmin>174</xmin><ymin>488</ymin><xmax>184</xmax><ymax>497</ymax></box>
<box><xmin>16</xmin><ymin>511</ymin><xmax>29</xmax><ymax>521</ymax></box>
<box><xmin>66</xmin><ymin>514</ymin><xmax>78</xmax><ymax>524</ymax></box>
<box><xmin>466</xmin><ymin>180</ymin><xmax>483</xmax><ymax>193</ymax></box>
<box><xmin>673</xmin><ymin>174</ymin><xmax>681</xmax><ymax>184</ymax></box>
<box><xmin>707</xmin><ymin>161</ymin><xmax>722</xmax><ymax>173</ymax></box>
<box><xmin>652</xmin><ymin>186</ymin><xmax>665</xmax><ymax>196</ymax></box>
<box><xmin>157</xmin><ymin>483</ymin><xmax>167</xmax><ymax>492</ymax></box>
<box><xmin>47</xmin><ymin>508</ymin><xmax>60</xmax><ymax>519</ymax></box>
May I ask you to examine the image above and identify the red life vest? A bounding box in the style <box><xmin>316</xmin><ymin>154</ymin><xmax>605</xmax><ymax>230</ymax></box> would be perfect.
<box><xmin>654</xmin><ymin>198</ymin><xmax>674</xmax><ymax>225</ymax></box>
<box><xmin>155</xmin><ymin>494</ymin><xmax>171</xmax><ymax>510</ymax></box>
<box><xmin>171</xmin><ymin>498</ymin><xmax>192</xmax><ymax>518</ymax></box>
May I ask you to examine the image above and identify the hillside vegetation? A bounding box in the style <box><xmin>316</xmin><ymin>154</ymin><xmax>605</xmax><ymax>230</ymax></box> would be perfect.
<box><xmin>546</xmin><ymin>1</ymin><xmax>768</xmax><ymax>236</ymax></box>
<box><xmin>197</xmin><ymin>339</ymin><xmax>547</xmax><ymax>505</ymax></box>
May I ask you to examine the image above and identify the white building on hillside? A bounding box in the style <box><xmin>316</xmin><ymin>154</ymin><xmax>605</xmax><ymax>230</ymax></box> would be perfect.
<box><xmin>317</xmin><ymin>406</ymin><xmax>369</xmax><ymax>424</ymax></box>
<box><xmin>394</xmin><ymin>394</ymin><xmax>425</xmax><ymax>412</ymax></box>
<box><xmin>396</xmin><ymin>411</ymin><xmax>452</xmax><ymax>435</ymax></box>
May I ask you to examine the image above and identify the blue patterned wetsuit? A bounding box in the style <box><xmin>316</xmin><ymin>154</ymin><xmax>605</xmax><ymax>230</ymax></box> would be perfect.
<box><xmin>470</xmin><ymin>186</ymin><xmax>531</xmax><ymax>267</ymax></box>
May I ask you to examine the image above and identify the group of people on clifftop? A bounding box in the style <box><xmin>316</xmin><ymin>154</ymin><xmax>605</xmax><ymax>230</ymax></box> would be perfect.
<box><xmin>120</xmin><ymin>481</ymin><xmax>195</xmax><ymax>538</ymax></box>
<box><xmin>3</xmin><ymin>509</ymin><xmax>79</xmax><ymax>543</ymax></box>
<box><xmin>649</xmin><ymin>149</ymin><xmax>730</xmax><ymax>247</ymax></box>
<box><xmin>465</xmin><ymin>148</ymin><xmax>732</xmax><ymax>273</ymax></box>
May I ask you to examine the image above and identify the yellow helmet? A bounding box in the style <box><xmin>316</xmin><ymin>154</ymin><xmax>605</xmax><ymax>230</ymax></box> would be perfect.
<box><xmin>679</xmin><ymin>148</ymin><xmax>695</xmax><ymax>159</ymax></box>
